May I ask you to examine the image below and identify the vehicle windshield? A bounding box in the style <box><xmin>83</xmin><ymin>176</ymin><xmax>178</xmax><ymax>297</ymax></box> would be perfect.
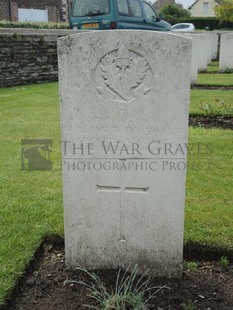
<box><xmin>142</xmin><ymin>2</ymin><xmax>159</xmax><ymax>21</ymax></box>
<box><xmin>72</xmin><ymin>0</ymin><xmax>110</xmax><ymax>17</ymax></box>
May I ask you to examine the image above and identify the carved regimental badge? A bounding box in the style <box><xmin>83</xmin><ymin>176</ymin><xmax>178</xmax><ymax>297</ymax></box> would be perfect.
<box><xmin>95</xmin><ymin>44</ymin><xmax>153</xmax><ymax>110</ymax></box>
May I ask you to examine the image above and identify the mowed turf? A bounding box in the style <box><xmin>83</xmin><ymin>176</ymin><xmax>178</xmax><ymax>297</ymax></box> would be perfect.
<box><xmin>189</xmin><ymin>89</ymin><xmax>233</xmax><ymax>116</ymax></box>
<box><xmin>0</xmin><ymin>82</ymin><xmax>232</xmax><ymax>304</ymax></box>
<box><xmin>185</xmin><ymin>127</ymin><xmax>233</xmax><ymax>247</ymax></box>
<box><xmin>206</xmin><ymin>60</ymin><xmax>219</xmax><ymax>73</ymax></box>
<box><xmin>0</xmin><ymin>83</ymin><xmax>63</xmax><ymax>304</ymax></box>
<box><xmin>197</xmin><ymin>73</ymin><xmax>233</xmax><ymax>86</ymax></box>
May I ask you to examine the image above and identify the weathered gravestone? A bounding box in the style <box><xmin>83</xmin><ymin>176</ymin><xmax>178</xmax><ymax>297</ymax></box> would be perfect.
<box><xmin>178</xmin><ymin>33</ymin><xmax>200</xmax><ymax>84</ymax></box>
<box><xmin>58</xmin><ymin>31</ymin><xmax>191</xmax><ymax>278</ymax></box>
<box><xmin>219</xmin><ymin>33</ymin><xmax>233</xmax><ymax>71</ymax></box>
<box><xmin>211</xmin><ymin>33</ymin><xmax>218</xmax><ymax>61</ymax></box>
<box><xmin>196</xmin><ymin>34</ymin><xmax>209</xmax><ymax>71</ymax></box>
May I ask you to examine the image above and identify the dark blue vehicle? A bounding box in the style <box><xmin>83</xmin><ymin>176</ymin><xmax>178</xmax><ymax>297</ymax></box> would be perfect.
<box><xmin>70</xmin><ymin>0</ymin><xmax>171</xmax><ymax>31</ymax></box>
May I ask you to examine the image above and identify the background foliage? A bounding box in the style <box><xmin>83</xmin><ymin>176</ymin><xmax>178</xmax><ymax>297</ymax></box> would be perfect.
<box><xmin>160</xmin><ymin>3</ymin><xmax>191</xmax><ymax>20</ymax></box>
<box><xmin>163</xmin><ymin>16</ymin><xmax>233</xmax><ymax>29</ymax></box>
<box><xmin>214</xmin><ymin>0</ymin><xmax>233</xmax><ymax>23</ymax></box>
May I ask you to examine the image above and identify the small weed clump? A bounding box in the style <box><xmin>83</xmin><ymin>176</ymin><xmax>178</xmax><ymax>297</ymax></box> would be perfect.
<box><xmin>219</xmin><ymin>256</ymin><xmax>230</xmax><ymax>267</ymax></box>
<box><xmin>185</xmin><ymin>261</ymin><xmax>198</xmax><ymax>272</ymax></box>
<box><xmin>199</xmin><ymin>99</ymin><xmax>233</xmax><ymax>117</ymax></box>
<box><xmin>65</xmin><ymin>266</ymin><xmax>169</xmax><ymax>309</ymax></box>
<box><xmin>222</xmin><ymin>68</ymin><xmax>233</xmax><ymax>74</ymax></box>
<box><xmin>181</xmin><ymin>302</ymin><xmax>197</xmax><ymax>310</ymax></box>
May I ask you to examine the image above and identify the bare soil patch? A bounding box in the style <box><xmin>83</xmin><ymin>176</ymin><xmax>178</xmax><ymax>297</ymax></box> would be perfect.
<box><xmin>189</xmin><ymin>116</ymin><xmax>233</xmax><ymax>130</ymax></box>
<box><xmin>2</xmin><ymin>243</ymin><xmax>233</xmax><ymax>310</ymax></box>
<box><xmin>191</xmin><ymin>86</ymin><xmax>233</xmax><ymax>90</ymax></box>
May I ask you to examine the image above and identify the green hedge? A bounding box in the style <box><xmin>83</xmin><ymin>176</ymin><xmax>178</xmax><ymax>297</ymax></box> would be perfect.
<box><xmin>180</xmin><ymin>17</ymin><xmax>233</xmax><ymax>30</ymax></box>
<box><xmin>0</xmin><ymin>21</ymin><xmax>69</xmax><ymax>29</ymax></box>
<box><xmin>164</xmin><ymin>16</ymin><xmax>233</xmax><ymax>29</ymax></box>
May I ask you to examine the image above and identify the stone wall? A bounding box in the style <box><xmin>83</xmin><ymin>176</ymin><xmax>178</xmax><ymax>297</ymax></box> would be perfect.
<box><xmin>0</xmin><ymin>29</ymin><xmax>227</xmax><ymax>88</ymax></box>
<box><xmin>0</xmin><ymin>29</ymin><xmax>72</xmax><ymax>87</ymax></box>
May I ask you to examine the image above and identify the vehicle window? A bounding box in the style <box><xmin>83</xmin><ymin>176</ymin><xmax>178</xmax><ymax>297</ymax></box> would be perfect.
<box><xmin>73</xmin><ymin>0</ymin><xmax>110</xmax><ymax>17</ymax></box>
<box><xmin>173</xmin><ymin>24</ymin><xmax>184</xmax><ymax>29</ymax></box>
<box><xmin>142</xmin><ymin>2</ymin><xmax>157</xmax><ymax>21</ymax></box>
<box><xmin>117</xmin><ymin>0</ymin><xmax>130</xmax><ymax>16</ymax></box>
<box><xmin>128</xmin><ymin>0</ymin><xmax>142</xmax><ymax>17</ymax></box>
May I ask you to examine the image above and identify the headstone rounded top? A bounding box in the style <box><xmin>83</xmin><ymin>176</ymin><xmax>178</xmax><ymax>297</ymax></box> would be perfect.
<box><xmin>58</xmin><ymin>29</ymin><xmax>192</xmax><ymax>45</ymax></box>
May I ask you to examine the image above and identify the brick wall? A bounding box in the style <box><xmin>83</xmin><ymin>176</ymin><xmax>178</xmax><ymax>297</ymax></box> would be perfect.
<box><xmin>0</xmin><ymin>0</ymin><xmax>70</xmax><ymax>22</ymax></box>
<box><xmin>11</xmin><ymin>1</ymin><xmax>18</xmax><ymax>22</ymax></box>
<box><xmin>17</xmin><ymin>0</ymin><xmax>62</xmax><ymax>22</ymax></box>
<box><xmin>16</xmin><ymin>0</ymin><xmax>59</xmax><ymax>10</ymax></box>
<box><xmin>0</xmin><ymin>0</ymin><xmax>10</xmax><ymax>20</ymax></box>
<box><xmin>0</xmin><ymin>29</ymin><xmax>72</xmax><ymax>87</ymax></box>
<box><xmin>46</xmin><ymin>5</ymin><xmax>59</xmax><ymax>22</ymax></box>
<box><xmin>61</xmin><ymin>0</ymin><xmax>69</xmax><ymax>22</ymax></box>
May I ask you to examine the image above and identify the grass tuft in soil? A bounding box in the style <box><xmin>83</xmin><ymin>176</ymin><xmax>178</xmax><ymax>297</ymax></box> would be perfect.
<box><xmin>1</xmin><ymin>242</ymin><xmax>233</xmax><ymax>310</ymax></box>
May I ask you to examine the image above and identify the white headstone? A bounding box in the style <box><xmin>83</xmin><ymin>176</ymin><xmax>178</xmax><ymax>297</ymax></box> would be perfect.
<box><xmin>211</xmin><ymin>33</ymin><xmax>219</xmax><ymax>60</ymax></box>
<box><xmin>219</xmin><ymin>33</ymin><xmax>233</xmax><ymax>71</ymax></box>
<box><xmin>175</xmin><ymin>33</ymin><xmax>210</xmax><ymax>74</ymax></box>
<box><xmin>195</xmin><ymin>34</ymin><xmax>209</xmax><ymax>71</ymax></box>
<box><xmin>58</xmin><ymin>31</ymin><xmax>191</xmax><ymax>278</ymax></box>
<box><xmin>206</xmin><ymin>34</ymin><xmax>213</xmax><ymax>64</ymax></box>
<box><xmin>179</xmin><ymin>33</ymin><xmax>200</xmax><ymax>84</ymax></box>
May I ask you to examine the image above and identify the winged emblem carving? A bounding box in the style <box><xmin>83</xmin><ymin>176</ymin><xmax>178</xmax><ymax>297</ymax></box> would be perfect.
<box><xmin>99</xmin><ymin>44</ymin><xmax>150</xmax><ymax>102</ymax></box>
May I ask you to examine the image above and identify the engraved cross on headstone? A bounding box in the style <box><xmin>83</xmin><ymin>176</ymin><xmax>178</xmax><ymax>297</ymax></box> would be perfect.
<box><xmin>97</xmin><ymin>181</ymin><xmax>149</xmax><ymax>241</ymax></box>
<box><xmin>97</xmin><ymin>184</ymin><xmax>149</xmax><ymax>194</ymax></box>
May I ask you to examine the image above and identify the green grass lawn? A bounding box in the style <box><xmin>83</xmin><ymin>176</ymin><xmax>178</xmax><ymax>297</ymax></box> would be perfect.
<box><xmin>190</xmin><ymin>89</ymin><xmax>233</xmax><ymax>116</ymax></box>
<box><xmin>0</xmin><ymin>83</ymin><xmax>63</xmax><ymax>304</ymax></box>
<box><xmin>206</xmin><ymin>61</ymin><xmax>219</xmax><ymax>73</ymax></box>
<box><xmin>197</xmin><ymin>73</ymin><xmax>233</xmax><ymax>86</ymax></box>
<box><xmin>0</xmin><ymin>82</ymin><xmax>232</xmax><ymax>304</ymax></box>
<box><xmin>204</xmin><ymin>61</ymin><xmax>233</xmax><ymax>74</ymax></box>
<box><xmin>185</xmin><ymin>128</ymin><xmax>233</xmax><ymax>247</ymax></box>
